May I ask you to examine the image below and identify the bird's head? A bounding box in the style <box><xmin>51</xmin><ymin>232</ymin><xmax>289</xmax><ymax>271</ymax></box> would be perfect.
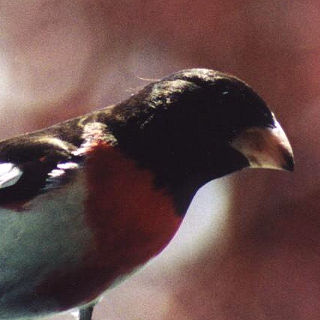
<box><xmin>110</xmin><ymin>68</ymin><xmax>294</xmax><ymax>212</ymax></box>
<box><xmin>161</xmin><ymin>68</ymin><xmax>294</xmax><ymax>172</ymax></box>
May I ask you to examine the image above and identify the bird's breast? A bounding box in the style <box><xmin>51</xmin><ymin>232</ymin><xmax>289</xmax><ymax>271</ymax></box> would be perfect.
<box><xmin>39</xmin><ymin>143</ymin><xmax>183</xmax><ymax>310</ymax></box>
<box><xmin>1</xmin><ymin>142</ymin><xmax>183</xmax><ymax>318</ymax></box>
<box><xmin>85</xmin><ymin>143</ymin><xmax>183</xmax><ymax>274</ymax></box>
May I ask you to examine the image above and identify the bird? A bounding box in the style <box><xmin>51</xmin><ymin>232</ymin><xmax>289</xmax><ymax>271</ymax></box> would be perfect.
<box><xmin>0</xmin><ymin>68</ymin><xmax>294</xmax><ymax>320</ymax></box>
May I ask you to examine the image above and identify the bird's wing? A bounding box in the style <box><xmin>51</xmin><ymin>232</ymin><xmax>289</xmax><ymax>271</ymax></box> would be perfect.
<box><xmin>0</xmin><ymin>158</ymin><xmax>83</xmax><ymax>192</ymax></box>
<box><xmin>39</xmin><ymin>159</ymin><xmax>83</xmax><ymax>193</ymax></box>
<box><xmin>0</xmin><ymin>163</ymin><xmax>23</xmax><ymax>189</ymax></box>
<box><xmin>0</xmin><ymin>136</ymin><xmax>84</xmax><ymax>207</ymax></box>
<box><xmin>0</xmin><ymin>120</ymin><xmax>113</xmax><ymax>208</ymax></box>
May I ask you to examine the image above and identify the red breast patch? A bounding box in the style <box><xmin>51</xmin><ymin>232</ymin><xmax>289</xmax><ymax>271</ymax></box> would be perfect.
<box><xmin>37</xmin><ymin>142</ymin><xmax>182</xmax><ymax>310</ymax></box>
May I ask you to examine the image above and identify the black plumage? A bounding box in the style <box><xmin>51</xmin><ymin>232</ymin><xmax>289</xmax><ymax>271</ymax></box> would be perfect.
<box><xmin>0</xmin><ymin>69</ymin><xmax>289</xmax><ymax>214</ymax></box>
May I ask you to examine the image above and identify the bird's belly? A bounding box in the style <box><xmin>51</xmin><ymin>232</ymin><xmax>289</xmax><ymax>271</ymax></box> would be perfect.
<box><xmin>0</xmin><ymin>174</ymin><xmax>93</xmax><ymax>319</ymax></box>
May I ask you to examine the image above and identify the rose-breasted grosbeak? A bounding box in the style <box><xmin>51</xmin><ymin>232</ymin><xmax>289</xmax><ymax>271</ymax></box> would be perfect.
<box><xmin>0</xmin><ymin>69</ymin><xmax>293</xmax><ymax>320</ymax></box>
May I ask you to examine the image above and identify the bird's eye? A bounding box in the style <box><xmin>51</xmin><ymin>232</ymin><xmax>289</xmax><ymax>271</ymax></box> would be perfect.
<box><xmin>227</xmin><ymin>128</ymin><xmax>240</xmax><ymax>141</ymax></box>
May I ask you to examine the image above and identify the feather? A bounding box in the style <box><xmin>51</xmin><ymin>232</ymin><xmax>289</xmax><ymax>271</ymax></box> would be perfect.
<box><xmin>0</xmin><ymin>163</ymin><xmax>23</xmax><ymax>189</ymax></box>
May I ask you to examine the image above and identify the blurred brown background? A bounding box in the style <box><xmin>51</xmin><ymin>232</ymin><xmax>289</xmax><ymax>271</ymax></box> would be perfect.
<box><xmin>0</xmin><ymin>1</ymin><xmax>319</xmax><ymax>319</ymax></box>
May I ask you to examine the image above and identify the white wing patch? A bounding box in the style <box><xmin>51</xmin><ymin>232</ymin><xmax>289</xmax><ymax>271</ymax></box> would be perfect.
<box><xmin>57</xmin><ymin>162</ymin><xmax>79</xmax><ymax>170</ymax></box>
<box><xmin>48</xmin><ymin>162</ymin><xmax>80</xmax><ymax>179</ymax></box>
<box><xmin>0</xmin><ymin>163</ymin><xmax>23</xmax><ymax>189</ymax></box>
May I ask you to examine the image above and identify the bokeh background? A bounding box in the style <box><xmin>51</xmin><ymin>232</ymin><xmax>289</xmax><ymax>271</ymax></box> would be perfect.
<box><xmin>0</xmin><ymin>1</ymin><xmax>319</xmax><ymax>319</ymax></box>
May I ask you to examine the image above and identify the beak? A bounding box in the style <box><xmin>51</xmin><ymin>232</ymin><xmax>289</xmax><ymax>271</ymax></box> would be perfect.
<box><xmin>230</xmin><ymin>118</ymin><xmax>294</xmax><ymax>171</ymax></box>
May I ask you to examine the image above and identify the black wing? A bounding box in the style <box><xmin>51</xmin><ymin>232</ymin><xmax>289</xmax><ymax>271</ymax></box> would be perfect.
<box><xmin>0</xmin><ymin>136</ymin><xmax>83</xmax><ymax>207</ymax></box>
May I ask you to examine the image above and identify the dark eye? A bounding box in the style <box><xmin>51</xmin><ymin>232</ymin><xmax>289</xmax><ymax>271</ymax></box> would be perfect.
<box><xmin>228</xmin><ymin>128</ymin><xmax>240</xmax><ymax>141</ymax></box>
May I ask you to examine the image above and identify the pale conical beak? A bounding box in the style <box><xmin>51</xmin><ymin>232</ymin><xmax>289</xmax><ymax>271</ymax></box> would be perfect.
<box><xmin>230</xmin><ymin>118</ymin><xmax>294</xmax><ymax>171</ymax></box>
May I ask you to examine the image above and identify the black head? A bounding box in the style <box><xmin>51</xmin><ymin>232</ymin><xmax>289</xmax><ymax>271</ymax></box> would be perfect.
<box><xmin>163</xmin><ymin>69</ymin><xmax>275</xmax><ymax>138</ymax></box>
<box><xmin>108</xmin><ymin>68</ymin><xmax>292</xmax><ymax>214</ymax></box>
